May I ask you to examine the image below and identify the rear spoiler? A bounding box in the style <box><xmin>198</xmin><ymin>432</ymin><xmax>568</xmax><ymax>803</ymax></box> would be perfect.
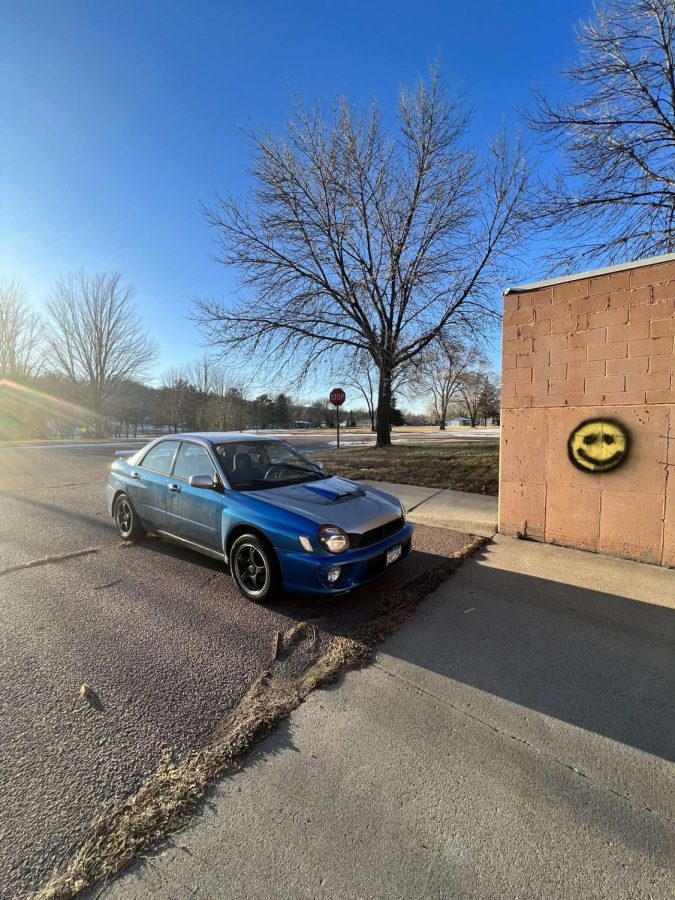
<box><xmin>115</xmin><ymin>450</ymin><xmax>136</xmax><ymax>458</ymax></box>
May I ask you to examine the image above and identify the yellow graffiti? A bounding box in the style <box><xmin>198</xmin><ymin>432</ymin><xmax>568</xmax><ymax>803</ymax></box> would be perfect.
<box><xmin>568</xmin><ymin>419</ymin><xmax>629</xmax><ymax>473</ymax></box>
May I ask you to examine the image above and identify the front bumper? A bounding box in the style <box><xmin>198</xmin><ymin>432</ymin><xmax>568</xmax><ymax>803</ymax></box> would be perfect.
<box><xmin>278</xmin><ymin>522</ymin><xmax>414</xmax><ymax>596</ymax></box>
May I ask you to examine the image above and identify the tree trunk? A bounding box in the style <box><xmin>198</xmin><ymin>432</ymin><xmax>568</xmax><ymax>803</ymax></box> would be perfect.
<box><xmin>91</xmin><ymin>391</ymin><xmax>104</xmax><ymax>438</ymax></box>
<box><xmin>376</xmin><ymin>365</ymin><xmax>392</xmax><ymax>448</ymax></box>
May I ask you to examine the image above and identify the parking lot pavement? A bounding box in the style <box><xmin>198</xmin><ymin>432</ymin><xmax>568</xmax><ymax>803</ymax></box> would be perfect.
<box><xmin>0</xmin><ymin>445</ymin><xmax>474</xmax><ymax>898</ymax></box>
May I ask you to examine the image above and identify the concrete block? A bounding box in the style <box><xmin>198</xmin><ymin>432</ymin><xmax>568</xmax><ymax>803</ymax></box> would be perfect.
<box><xmin>587</xmin><ymin>341</ymin><xmax>628</xmax><ymax>360</ymax></box>
<box><xmin>550</xmin><ymin>347</ymin><xmax>587</xmax><ymax>365</ymax></box>
<box><xmin>500</xmin><ymin>408</ymin><xmax>547</xmax><ymax>483</ymax></box>
<box><xmin>551</xmin><ymin>314</ymin><xmax>587</xmax><ymax>335</ymax></box>
<box><xmin>607</xmin><ymin>321</ymin><xmax>650</xmax><ymax>343</ymax></box>
<box><xmin>498</xmin><ymin>480</ymin><xmax>546</xmax><ymax>539</ymax></box>
<box><xmin>545</xmin><ymin>484</ymin><xmax>601</xmax><ymax>551</ymax></box>
<box><xmin>569</xmin><ymin>327</ymin><xmax>607</xmax><ymax>349</ymax></box>
<box><xmin>626</xmin><ymin>372</ymin><xmax>671</xmax><ymax>392</ymax></box>
<box><xmin>628</xmin><ymin>336</ymin><xmax>674</xmax><ymax>358</ymax></box>
<box><xmin>588</xmin><ymin>307</ymin><xmax>629</xmax><ymax>329</ymax></box>
<box><xmin>554</xmin><ymin>279</ymin><xmax>590</xmax><ymax>301</ymax></box>
<box><xmin>651</xmin><ymin>317</ymin><xmax>675</xmax><ymax>338</ymax></box>
<box><xmin>517</xmin><ymin>349</ymin><xmax>549</xmax><ymax>368</ymax></box>
<box><xmin>599</xmin><ymin>491</ymin><xmax>664</xmax><ymax>564</ymax></box>
<box><xmin>533</xmin><ymin>362</ymin><xmax>566</xmax><ymax>382</ymax></box>
<box><xmin>535</xmin><ymin>332</ymin><xmax>568</xmax><ymax>350</ymax></box>
<box><xmin>630</xmin><ymin>260</ymin><xmax>675</xmax><ymax>287</ymax></box>
<box><xmin>585</xmin><ymin>374</ymin><xmax>625</xmax><ymax>394</ymax></box>
<box><xmin>549</xmin><ymin>377</ymin><xmax>584</xmax><ymax>395</ymax></box>
<box><xmin>629</xmin><ymin>299</ymin><xmax>675</xmax><ymax>323</ymax></box>
<box><xmin>651</xmin><ymin>281</ymin><xmax>675</xmax><ymax>302</ymax></box>
<box><xmin>588</xmin><ymin>271</ymin><xmax>631</xmax><ymax>294</ymax></box>
<box><xmin>649</xmin><ymin>354</ymin><xmax>675</xmax><ymax>374</ymax></box>
<box><xmin>567</xmin><ymin>360</ymin><xmax>606</xmax><ymax>379</ymax></box>
<box><xmin>606</xmin><ymin>356</ymin><xmax>648</xmax><ymax>376</ymax></box>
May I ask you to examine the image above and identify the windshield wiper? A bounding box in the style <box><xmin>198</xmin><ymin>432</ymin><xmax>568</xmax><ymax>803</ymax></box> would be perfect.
<box><xmin>278</xmin><ymin>463</ymin><xmax>327</xmax><ymax>479</ymax></box>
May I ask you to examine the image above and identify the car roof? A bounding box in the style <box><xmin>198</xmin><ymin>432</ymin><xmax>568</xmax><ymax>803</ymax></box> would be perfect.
<box><xmin>161</xmin><ymin>432</ymin><xmax>283</xmax><ymax>444</ymax></box>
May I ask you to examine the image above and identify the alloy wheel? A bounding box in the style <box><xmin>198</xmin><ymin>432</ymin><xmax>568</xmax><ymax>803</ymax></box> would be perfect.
<box><xmin>116</xmin><ymin>498</ymin><xmax>133</xmax><ymax>537</ymax></box>
<box><xmin>233</xmin><ymin>543</ymin><xmax>270</xmax><ymax>597</ymax></box>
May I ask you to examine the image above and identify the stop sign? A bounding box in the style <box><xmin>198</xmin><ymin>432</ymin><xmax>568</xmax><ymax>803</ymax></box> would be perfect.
<box><xmin>329</xmin><ymin>387</ymin><xmax>346</xmax><ymax>406</ymax></box>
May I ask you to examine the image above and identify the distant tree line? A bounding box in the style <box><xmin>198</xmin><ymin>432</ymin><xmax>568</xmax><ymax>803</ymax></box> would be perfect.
<box><xmin>0</xmin><ymin>273</ymin><xmax>498</xmax><ymax>440</ymax></box>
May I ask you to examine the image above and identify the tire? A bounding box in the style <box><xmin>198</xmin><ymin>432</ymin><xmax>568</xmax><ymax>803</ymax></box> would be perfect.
<box><xmin>230</xmin><ymin>533</ymin><xmax>281</xmax><ymax>602</ymax></box>
<box><xmin>113</xmin><ymin>493</ymin><xmax>146</xmax><ymax>541</ymax></box>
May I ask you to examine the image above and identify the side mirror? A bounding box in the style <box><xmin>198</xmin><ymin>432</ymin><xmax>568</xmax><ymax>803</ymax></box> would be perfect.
<box><xmin>189</xmin><ymin>474</ymin><xmax>217</xmax><ymax>489</ymax></box>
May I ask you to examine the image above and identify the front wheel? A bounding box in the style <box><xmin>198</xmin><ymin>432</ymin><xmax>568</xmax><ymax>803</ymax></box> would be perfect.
<box><xmin>113</xmin><ymin>493</ymin><xmax>146</xmax><ymax>541</ymax></box>
<box><xmin>230</xmin><ymin>533</ymin><xmax>281</xmax><ymax>601</ymax></box>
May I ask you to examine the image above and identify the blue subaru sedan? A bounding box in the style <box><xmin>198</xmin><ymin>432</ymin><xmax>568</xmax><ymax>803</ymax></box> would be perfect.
<box><xmin>106</xmin><ymin>433</ymin><xmax>413</xmax><ymax>601</ymax></box>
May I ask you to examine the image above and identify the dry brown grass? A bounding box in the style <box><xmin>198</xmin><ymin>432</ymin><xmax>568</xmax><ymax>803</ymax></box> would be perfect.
<box><xmin>313</xmin><ymin>441</ymin><xmax>499</xmax><ymax>495</ymax></box>
<box><xmin>34</xmin><ymin>537</ymin><xmax>486</xmax><ymax>900</ymax></box>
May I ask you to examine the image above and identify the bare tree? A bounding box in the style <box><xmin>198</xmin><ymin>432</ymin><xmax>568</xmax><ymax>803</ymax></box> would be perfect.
<box><xmin>457</xmin><ymin>369</ymin><xmax>494</xmax><ymax>428</ymax></box>
<box><xmin>0</xmin><ymin>280</ymin><xmax>42</xmax><ymax>380</ymax></box>
<box><xmin>157</xmin><ymin>367</ymin><xmax>197</xmax><ymax>433</ymax></box>
<box><xmin>410</xmin><ymin>336</ymin><xmax>480</xmax><ymax>430</ymax></box>
<box><xmin>185</xmin><ymin>355</ymin><xmax>214</xmax><ymax>430</ymax></box>
<box><xmin>43</xmin><ymin>273</ymin><xmax>157</xmax><ymax>434</ymax></box>
<box><xmin>209</xmin><ymin>366</ymin><xmax>248</xmax><ymax>431</ymax></box>
<box><xmin>477</xmin><ymin>378</ymin><xmax>501</xmax><ymax>426</ymax></box>
<box><xmin>341</xmin><ymin>355</ymin><xmax>379</xmax><ymax>432</ymax></box>
<box><xmin>194</xmin><ymin>68</ymin><xmax>531</xmax><ymax>447</ymax></box>
<box><xmin>530</xmin><ymin>0</ymin><xmax>675</xmax><ymax>270</ymax></box>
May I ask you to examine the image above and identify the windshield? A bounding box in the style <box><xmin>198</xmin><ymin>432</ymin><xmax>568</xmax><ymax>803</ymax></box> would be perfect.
<box><xmin>213</xmin><ymin>440</ymin><xmax>328</xmax><ymax>491</ymax></box>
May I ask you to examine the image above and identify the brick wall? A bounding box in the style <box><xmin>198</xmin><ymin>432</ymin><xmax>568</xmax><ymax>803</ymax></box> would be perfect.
<box><xmin>499</xmin><ymin>256</ymin><xmax>675</xmax><ymax>566</ymax></box>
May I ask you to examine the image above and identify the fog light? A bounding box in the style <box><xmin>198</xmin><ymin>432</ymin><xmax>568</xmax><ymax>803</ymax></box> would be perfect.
<box><xmin>327</xmin><ymin>566</ymin><xmax>341</xmax><ymax>584</ymax></box>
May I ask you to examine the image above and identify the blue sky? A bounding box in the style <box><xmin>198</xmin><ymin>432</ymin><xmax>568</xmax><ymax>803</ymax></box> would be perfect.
<box><xmin>1</xmin><ymin>0</ymin><xmax>593</xmax><ymax>389</ymax></box>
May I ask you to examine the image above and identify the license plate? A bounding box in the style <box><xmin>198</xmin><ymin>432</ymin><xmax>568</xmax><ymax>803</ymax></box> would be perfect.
<box><xmin>386</xmin><ymin>545</ymin><xmax>402</xmax><ymax>566</ymax></box>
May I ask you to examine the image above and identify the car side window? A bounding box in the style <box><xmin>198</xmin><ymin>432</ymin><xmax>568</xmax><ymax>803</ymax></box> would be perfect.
<box><xmin>173</xmin><ymin>443</ymin><xmax>217</xmax><ymax>481</ymax></box>
<box><xmin>140</xmin><ymin>440</ymin><xmax>180</xmax><ymax>475</ymax></box>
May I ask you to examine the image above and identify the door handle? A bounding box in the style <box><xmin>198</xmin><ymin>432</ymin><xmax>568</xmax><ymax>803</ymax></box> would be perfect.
<box><xmin>168</xmin><ymin>483</ymin><xmax>181</xmax><ymax>493</ymax></box>
<box><xmin>130</xmin><ymin>471</ymin><xmax>140</xmax><ymax>480</ymax></box>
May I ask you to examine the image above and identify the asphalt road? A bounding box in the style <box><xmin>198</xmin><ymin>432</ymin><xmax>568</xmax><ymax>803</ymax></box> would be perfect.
<box><xmin>0</xmin><ymin>443</ymin><xmax>473</xmax><ymax>898</ymax></box>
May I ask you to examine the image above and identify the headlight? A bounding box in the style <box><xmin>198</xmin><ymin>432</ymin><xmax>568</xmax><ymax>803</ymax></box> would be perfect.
<box><xmin>317</xmin><ymin>525</ymin><xmax>350</xmax><ymax>553</ymax></box>
<box><xmin>400</xmin><ymin>502</ymin><xmax>407</xmax><ymax>523</ymax></box>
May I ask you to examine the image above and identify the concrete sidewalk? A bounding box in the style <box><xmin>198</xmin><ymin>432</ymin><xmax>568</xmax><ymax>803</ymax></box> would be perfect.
<box><xmin>102</xmin><ymin>535</ymin><xmax>675</xmax><ymax>900</ymax></box>
<box><xmin>361</xmin><ymin>480</ymin><xmax>498</xmax><ymax>537</ymax></box>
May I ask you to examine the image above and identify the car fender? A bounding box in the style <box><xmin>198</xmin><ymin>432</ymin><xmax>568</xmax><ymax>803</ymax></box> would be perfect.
<box><xmin>221</xmin><ymin>489</ymin><xmax>329</xmax><ymax>558</ymax></box>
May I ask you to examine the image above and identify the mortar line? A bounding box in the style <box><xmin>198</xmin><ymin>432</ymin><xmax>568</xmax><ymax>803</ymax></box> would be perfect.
<box><xmin>372</xmin><ymin>662</ymin><xmax>675</xmax><ymax>829</ymax></box>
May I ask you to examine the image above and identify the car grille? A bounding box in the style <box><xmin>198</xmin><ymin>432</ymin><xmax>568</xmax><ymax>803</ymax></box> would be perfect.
<box><xmin>349</xmin><ymin>516</ymin><xmax>405</xmax><ymax>549</ymax></box>
<box><xmin>364</xmin><ymin>537</ymin><xmax>412</xmax><ymax>579</ymax></box>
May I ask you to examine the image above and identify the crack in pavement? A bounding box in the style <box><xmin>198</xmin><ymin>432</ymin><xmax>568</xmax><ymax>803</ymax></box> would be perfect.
<box><xmin>373</xmin><ymin>662</ymin><xmax>675</xmax><ymax>829</ymax></box>
<box><xmin>404</xmin><ymin>488</ymin><xmax>445</xmax><ymax>513</ymax></box>
<box><xmin>0</xmin><ymin>482</ymin><xmax>99</xmax><ymax>494</ymax></box>
<box><xmin>0</xmin><ymin>547</ymin><xmax>100</xmax><ymax>576</ymax></box>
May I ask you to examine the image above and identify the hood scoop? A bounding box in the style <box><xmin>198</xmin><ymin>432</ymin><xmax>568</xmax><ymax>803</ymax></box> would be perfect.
<box><xmin>302</xmin><ymin>483</ymin><xmax>364</xmax><ymax>502</ymax></box>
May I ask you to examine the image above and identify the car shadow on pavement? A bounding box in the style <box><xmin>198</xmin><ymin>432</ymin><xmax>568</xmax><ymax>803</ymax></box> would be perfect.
<box><xmin>120</xmin><ymin>524</ymin><xmax>470</xmax><ymax>632</ymax></box>
<box><xmin>383</xmin><ymin>554</ymin><xmax>675</xmax><ymax>762</ymax></box>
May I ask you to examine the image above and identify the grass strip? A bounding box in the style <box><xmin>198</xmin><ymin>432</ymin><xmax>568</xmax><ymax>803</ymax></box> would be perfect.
<box><xmin>35</xmin><ymin>535</ymin><xmax>487</xmax><ymax>899</ymax></box>
<box><xmin>313</xmin><ymin>441</ymin><xmax>499</xmax><ymax>494</ymax></box>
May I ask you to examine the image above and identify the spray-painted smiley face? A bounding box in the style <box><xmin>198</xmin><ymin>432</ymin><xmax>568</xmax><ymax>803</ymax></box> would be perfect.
<box><xmin>568</xmin><ymin>419</ymin><xmax>629</xmax><ymax>473</ymax></box>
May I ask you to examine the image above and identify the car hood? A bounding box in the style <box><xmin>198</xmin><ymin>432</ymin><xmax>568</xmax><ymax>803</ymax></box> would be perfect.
<box><xmin>247</xmin><ymin>477</ymin><xmax>401</xmax><ymax>533</ymax></box>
